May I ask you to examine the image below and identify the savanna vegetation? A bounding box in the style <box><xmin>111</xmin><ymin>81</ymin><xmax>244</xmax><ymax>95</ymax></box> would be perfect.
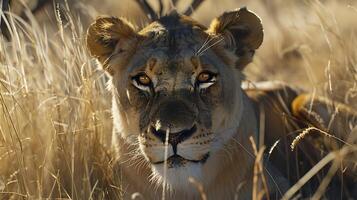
<box><xmin>0</xmin><ymin>0</ymin><xmax>356</xmax><ymax>199</ymax></box>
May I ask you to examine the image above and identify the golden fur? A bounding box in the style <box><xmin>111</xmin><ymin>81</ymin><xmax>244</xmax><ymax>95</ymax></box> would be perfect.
<box><xmin>86</xmin><ymin>8</ymin><xmax>356</xmax><ymax>199</ymax></box>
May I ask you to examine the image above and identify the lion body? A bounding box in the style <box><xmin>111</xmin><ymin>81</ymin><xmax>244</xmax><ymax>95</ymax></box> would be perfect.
<box><xmin>112</xmin><ymin>81</ymin><xmax>294</xmax><ymax>199</ymax></box>
<box><xmin>110</xmin><ymin>80</ymin><xmax>356</xmax><ymax>199</ymax></box>
<box><xmin>86</xmin><ymin>8</ymin><xmax>357</xmax><ymax>199</ymax></box>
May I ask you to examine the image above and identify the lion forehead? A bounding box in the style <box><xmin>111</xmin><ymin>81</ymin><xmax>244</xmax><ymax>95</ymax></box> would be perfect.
<box><xmin>138</xmin><ymin>14</ymin><xmax>209</xmax><ymax>52</ymax></box>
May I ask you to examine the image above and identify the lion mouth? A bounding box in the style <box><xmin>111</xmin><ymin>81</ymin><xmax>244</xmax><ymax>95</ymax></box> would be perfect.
<box><xmin>153</xmin><ymin>153</ymin><xmax>210</xmax><ymax>168</ymax></box>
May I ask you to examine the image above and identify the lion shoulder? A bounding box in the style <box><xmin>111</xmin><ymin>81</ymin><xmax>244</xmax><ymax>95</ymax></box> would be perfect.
<box><xmin>242</xmin><ymin>81</ymin><xmax>300</xmax><ymax>123</ymax></box>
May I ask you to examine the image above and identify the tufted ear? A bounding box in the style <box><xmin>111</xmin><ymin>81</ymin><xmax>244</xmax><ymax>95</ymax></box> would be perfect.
<box><xmin>207</xmin><ymin>7</ymin><xmax>263</xmax><ymax>69</ymax></box>
<box><xmin>86</xmin><ymin>16</ymin><xmax>140</xmax><ymax>75</ymax></box>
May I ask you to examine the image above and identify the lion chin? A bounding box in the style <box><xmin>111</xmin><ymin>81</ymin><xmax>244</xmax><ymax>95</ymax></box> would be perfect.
<box><xmin>151</xmin><ymin>160</ymin><xmax>204</xmax><ymax>192</ymax></box>
<box><xmin>145</xmin><ymin>152</ymin><xmax>210</xmax><ymax>191</ymax></box>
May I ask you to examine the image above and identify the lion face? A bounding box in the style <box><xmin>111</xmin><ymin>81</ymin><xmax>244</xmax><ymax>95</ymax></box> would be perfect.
<box><xmin>87</xmin><ymin>8</ymin><xmax>263</xmax><ymax>189</ymax></box>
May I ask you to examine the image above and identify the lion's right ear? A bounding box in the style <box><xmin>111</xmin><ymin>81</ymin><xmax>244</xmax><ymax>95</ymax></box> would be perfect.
<box><xmin>86</xmin><ymin>17</ymin><xmax>139</xmax><ymax>75</ymax></box>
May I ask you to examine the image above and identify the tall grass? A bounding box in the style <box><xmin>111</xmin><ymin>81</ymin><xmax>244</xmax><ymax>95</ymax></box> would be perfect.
<box><xmin>0</xmin><ymin>0</ymin><xmax>356</xmax><ymax>199</ymax></box>
<box><xmin>0</xmin><ymin>4</ymin><xmax>119</xmax><ymax>199</ymax></box>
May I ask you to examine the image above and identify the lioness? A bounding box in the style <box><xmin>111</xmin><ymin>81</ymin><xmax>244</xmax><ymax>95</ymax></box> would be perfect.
<box><xmin>86</xmin><ymin>7</ymin><xmax>356</xmax><ymax>199</ymax></box>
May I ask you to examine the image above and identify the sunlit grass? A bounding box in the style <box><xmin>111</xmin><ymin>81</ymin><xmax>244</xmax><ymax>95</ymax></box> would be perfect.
<box><xmin>0</xmin><ymin>4</ymin><xmax>118</xmax><ymax>199</ymax></box>
<box><xmin>0</xmin><ymin>0</ymin><xmax>356</xmax><ymax>199</ymax></box>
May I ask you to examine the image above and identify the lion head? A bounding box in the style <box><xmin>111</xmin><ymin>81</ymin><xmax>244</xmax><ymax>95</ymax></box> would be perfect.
<box><xmin>86</xmin><ymin>7</ymin><xmax>263</xmax><ymax>191</ymax></box>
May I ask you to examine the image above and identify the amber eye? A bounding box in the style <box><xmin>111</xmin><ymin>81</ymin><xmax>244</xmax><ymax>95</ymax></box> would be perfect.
<box><xmin>196</xmin><ymin>71</ymin><xmax>217</xmax><ymax>89</ymax></box>
<box><xmin>132</xmin><ymin>73</ymin><xmax>152</xmax><ymax>87</ymax></box>
<box><xmin>197</xmin><ymin>71</ymin><xmax>216</xmax><ymax>83</ymax></box>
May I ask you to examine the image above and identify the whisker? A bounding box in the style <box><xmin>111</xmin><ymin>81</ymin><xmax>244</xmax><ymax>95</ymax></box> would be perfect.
<box><xmin>198</xmin><ymin>36</ymin><xmax>224</xmax><ymax>56</ymax></box>
<box><xmin>195</xmin><ymin>35</ymin><xmax>215</xmax><ymax>56</ymax></box>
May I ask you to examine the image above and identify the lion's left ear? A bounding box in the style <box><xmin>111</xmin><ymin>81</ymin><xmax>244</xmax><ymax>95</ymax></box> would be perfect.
<box><xmin>207</xmin><ymin>7</ymin><xmax>263</xmax><ymax>69</ymax></box>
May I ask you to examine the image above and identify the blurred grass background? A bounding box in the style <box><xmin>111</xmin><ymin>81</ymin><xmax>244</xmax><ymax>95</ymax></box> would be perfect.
<box><xmin>0</xmin><ymin>0</ymin><xmax>356</xmax><ymax>199</ymax></box>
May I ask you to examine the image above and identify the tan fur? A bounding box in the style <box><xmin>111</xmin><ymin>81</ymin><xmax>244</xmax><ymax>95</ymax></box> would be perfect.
<box><xmin>86</xmin><ymin>8</ymin><xmax>356</xmax><ymax>200</ymax></box>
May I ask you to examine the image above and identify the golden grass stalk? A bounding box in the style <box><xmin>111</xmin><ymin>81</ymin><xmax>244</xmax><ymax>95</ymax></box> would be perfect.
<box><xmin>188</xmin><ymin>177</ymin><xmax>207</xmax><ymax>200</ymax></box>
<box><xmin>250</xmin><ymin>136</ymin><xmax>270</xmax><ymax>200</ymax></box>
<box><xmin>161</xmin><ymin>128</ymin><xmax>170</xmax><ymax>200</ymax></box>
<box><xmin>290</xmin><ymin>126</ymin><xmax>353</xmax><ymax>151</ymax></box>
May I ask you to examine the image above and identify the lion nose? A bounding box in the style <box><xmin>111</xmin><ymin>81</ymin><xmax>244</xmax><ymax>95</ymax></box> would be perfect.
<box><xmin>151</xmin><ymin>125</ymin><xmax>197</xmax><ymax>151</ymax></box>
<box><xmin>151</xmin><ymin>100</ymin><xmax>196</xmax><ymax>132</ymax></box>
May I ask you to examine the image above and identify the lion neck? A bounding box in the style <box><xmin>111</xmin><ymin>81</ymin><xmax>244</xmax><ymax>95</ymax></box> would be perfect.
<box><xmin>112</xmin><ymin>91</ymin><xmax>260</xmax><ymax>199</ymax></box>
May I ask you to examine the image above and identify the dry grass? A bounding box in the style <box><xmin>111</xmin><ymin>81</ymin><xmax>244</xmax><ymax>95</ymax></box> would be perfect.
<box><xmin>0</xmin><ymin>0</ymin><xmax>356</xmax><ymax>199</ymax></box>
